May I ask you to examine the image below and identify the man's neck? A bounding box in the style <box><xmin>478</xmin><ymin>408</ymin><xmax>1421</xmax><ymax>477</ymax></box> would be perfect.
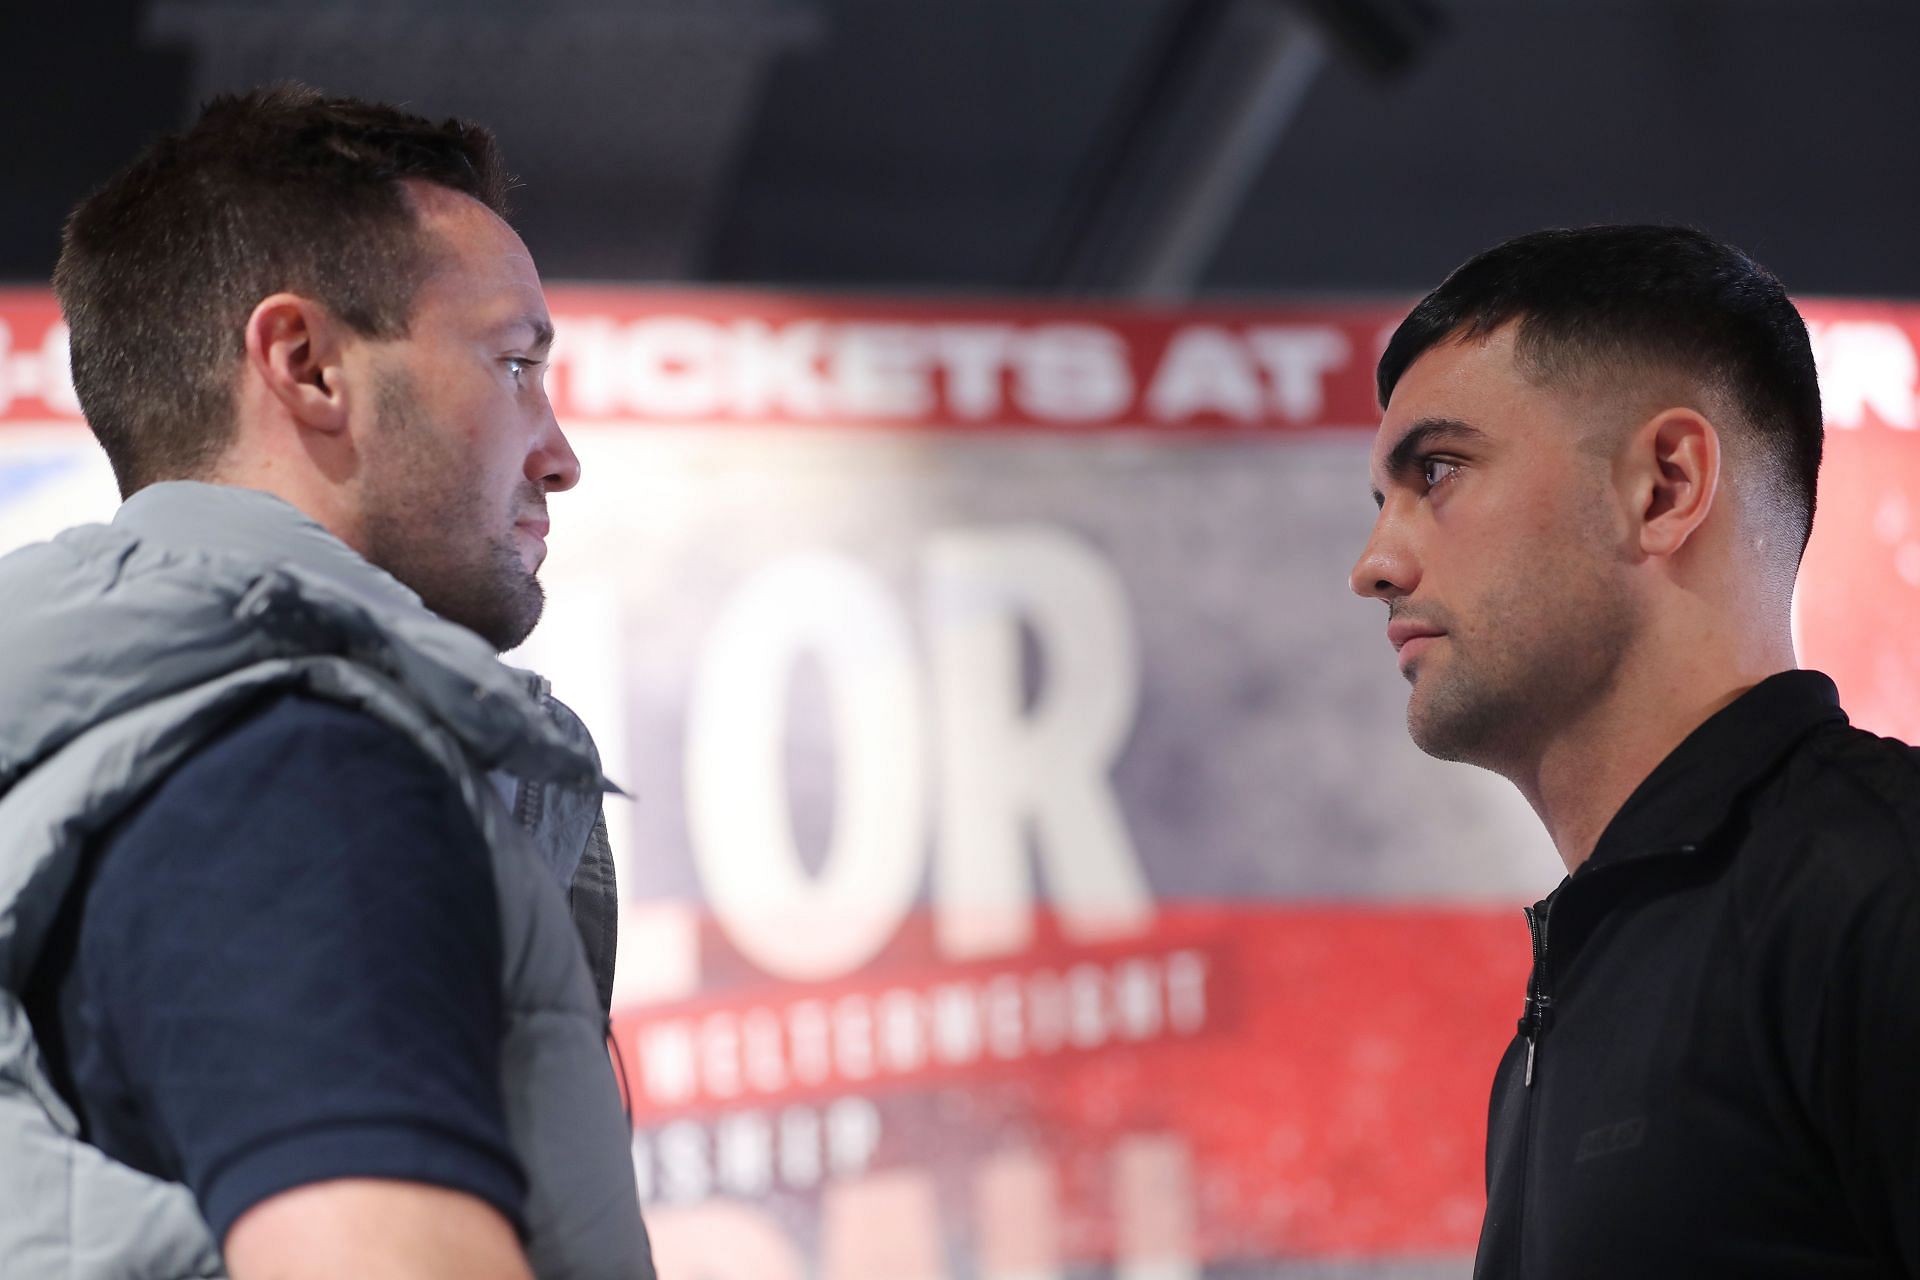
<box><xmin>205</xmin><ymin>447</ymin><xmax>371</xmax><ymax>560</ymax></box>
<box><xmin>1511</xmin><ymin>631</ymin><xmax>1796</xmax><ymax>875</ymax></box>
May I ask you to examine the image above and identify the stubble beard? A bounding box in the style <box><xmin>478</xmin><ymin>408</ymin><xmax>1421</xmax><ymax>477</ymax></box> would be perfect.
<box><xmin>361</xmin><ymin>371</ymin><xmax>547</xmax><ymax>653</ymax></box>
<box><xmin>1404</xmin><ymin>546</ymin><xmax>1633</xmax><ymax>778</ymax></box>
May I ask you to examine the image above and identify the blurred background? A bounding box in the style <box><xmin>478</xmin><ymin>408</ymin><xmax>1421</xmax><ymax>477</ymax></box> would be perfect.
<box><xmin>8</xmin><ymin>0</ymin><xmax>1920</xmax><ymax>297</ymax></box>
<box><xmin>5</xmin><ymin>3</ymin><xmax>1920</xmax><ymax>1278</ymax></box>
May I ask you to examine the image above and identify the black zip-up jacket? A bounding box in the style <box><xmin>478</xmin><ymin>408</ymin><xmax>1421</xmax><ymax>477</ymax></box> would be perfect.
<box><xmin>1475</xmin><ymin>671</ymin><xmax>1920</xmax><ymax>1278</ymax></box>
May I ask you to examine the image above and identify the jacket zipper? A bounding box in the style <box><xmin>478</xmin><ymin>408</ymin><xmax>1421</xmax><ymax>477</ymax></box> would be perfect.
<box><xmin>1503</xmin><ymin>847</ymin><xmax>1695</xmax><ymax>1271</ymax></box>
<box><xmin>1516</xmin><ymin>842</ymin><xmax>1696</xmax><ymax>1088</ymax></box>
<box><xmin>1520</xmin><ymin>899</ymin><xmax>1554</xmax><ymax>1087</ymax></box>
<box><xmin>1508</xmin><ymin>897</ymin><xmax>1554</xmax><ymax>1273</ymax></box>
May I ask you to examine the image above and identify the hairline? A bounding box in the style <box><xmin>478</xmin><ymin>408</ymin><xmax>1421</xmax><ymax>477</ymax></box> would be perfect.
<box><xmin>1393</xmin><ymin>317</ymin><xmax>1808</xmax><ymax>569</ymax></box>
<box><xmin>1399</xmin><ymin>315</ymin><xmax>1755</xmax><ymax>450</ymax></box>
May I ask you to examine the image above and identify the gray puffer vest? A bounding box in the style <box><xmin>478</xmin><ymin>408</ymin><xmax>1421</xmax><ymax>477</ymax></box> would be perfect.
<box><xmin>0</xmin><ymin>483</ymin><xmax>651</xmax><ymax>1278</ymax></box>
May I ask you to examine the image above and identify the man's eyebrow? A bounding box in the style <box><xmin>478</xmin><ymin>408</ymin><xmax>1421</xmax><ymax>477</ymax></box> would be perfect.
<box><xmin>505</xmin><ymin>315</ymin><xmax>555</xmax><ymax>353</ymax></box>
<box><xmin>1371</xmin><ymin>417</ymin><xmax>1489</xmax><ymax>508</ymax></box>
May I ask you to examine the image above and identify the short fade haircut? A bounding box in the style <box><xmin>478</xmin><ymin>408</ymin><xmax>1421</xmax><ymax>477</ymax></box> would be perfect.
<box><xmin>53</xmin><ymin>83</ymin><xmax>511</xmax><ymax>497</ymax></box>
<box><xmin>1377</xmin><ymin>225</ymin><xmax>1824</xmax><ymax>550</ymax></box>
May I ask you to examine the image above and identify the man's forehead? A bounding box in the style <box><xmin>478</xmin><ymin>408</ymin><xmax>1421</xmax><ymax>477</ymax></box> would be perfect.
<box><xmin>1371</xmin><ymin>327</ymin><xmax>1529</xmax><ymax>451</ymax></box>
<box><xmin>403</xmin><ymin>178</ymin><xmax>533</xmax><ymax>262</ymax></box>
<box><xmin>1370</xmin><ymin>348</ymin><xmax>1461</xmax><ymax>468</ymax></box>
<box><xmin>406</xmin><ymin>187</ymin><xmax>549</xmax><ymax>325</ymax></box>
<box><xmin>1363</xmin><ymin>331</ymin><xmax>1541</xmax><ymax>505</ymax></box>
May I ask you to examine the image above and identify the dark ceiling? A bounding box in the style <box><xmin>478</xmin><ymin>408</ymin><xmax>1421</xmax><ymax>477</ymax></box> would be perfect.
<box><xmin>7</xmin><ymin>0</ymin><xmax>1919</xmax><ymax>299</ymax></box>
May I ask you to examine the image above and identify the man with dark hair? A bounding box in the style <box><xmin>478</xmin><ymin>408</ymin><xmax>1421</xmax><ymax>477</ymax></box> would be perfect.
<box><xmin>1351</xmin><ymin>225</ymin><xmax>1920</xmax><ymax>1276</ymax></box>
<box><xmin>0</xmin><ymin>85</ymin><xmax>653</xmax><ymax>1278</ymax></box>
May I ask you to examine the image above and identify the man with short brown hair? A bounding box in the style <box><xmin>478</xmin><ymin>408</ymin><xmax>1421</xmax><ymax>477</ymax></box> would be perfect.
<box><xmin>1</xmin><ymin>85</ymin><xmax>651</xmax><ymax>1278</ymax></box>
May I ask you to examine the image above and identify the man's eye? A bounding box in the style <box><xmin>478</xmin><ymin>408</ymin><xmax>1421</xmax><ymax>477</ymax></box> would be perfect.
<box><xmin>504</xmin><ymin>356</ymin><xmax>541</xmax><ymax>381</ymax></box>
<box><xmin>1422</xmin><ymin>457</ymin><xmax>1459</xmax><ymax>487</ymax></box>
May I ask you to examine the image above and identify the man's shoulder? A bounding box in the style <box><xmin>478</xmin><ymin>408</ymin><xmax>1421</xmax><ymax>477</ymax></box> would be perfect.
<box><xmin>1732</xmin><ymin>720</ymin><xmax>1920</xmax><ymax>923</ymax></box>
<box><xmin>1773</xmin><ymin>719</ymin><xmax>1920</xmax><ymax>846</ymax></box>
<box><xmin>197</xmin><ymin>688</ymin><xmax>422</xmax><ymax>756</ymax></box>
<box><xmin>101</xmin><ymin>687</ymin><xmax>482</xmax><ymax>890</ymax></box>
<box><xmin>151</xmin><ymin>689</ymin><xmax>451</xmax><ymax>811</ymax></box>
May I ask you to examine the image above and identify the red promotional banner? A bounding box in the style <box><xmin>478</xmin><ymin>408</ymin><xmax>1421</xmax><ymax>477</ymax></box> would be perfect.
<box><xmin>3</xmin><ymin>288</ymin><xmax>1918</xmax><ymax>1278</ymax></box>
<box><xmin>0</xmin><ymin>287</ymin><xmax>1394</xmax><ymax>432</ymax></box>
<box><xmin>615</xmin><ymin>906</ymin><xmax>1515</xmax><ymax>1265</ymax></box>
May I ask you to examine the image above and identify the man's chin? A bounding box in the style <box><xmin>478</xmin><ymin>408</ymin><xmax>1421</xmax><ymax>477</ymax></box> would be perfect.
<box><xmin>426</xmin><ymin>565</ymin><xmax>545</xmax><ymax>654</ymax></box>
<box><xmin>486</xmin><ymin>578</ymin><xmax>545</xmax><ymax>653</ymax></box>
<box><xmin>1406</xmin><ymin>680</ymin><xmax>1488</xmax><ymax>765</ymax></box>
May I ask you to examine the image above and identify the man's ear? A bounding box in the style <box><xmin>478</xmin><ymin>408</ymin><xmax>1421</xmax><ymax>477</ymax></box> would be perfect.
<box><xmin>243</xmin><ymin>294</ymin><xmax>351</xmax><ymax>434</ymax></box>
<box><xmin>1623</xmin><ymin>407</ymin><xmax>1721</xmax><ymax>558</ymax></box>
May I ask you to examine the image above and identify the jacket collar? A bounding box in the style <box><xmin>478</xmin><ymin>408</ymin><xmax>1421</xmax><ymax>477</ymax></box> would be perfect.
<box><xmin>0</xmin><ymin>482</ymin><xmax>604</xmax><ymax>793</ymax></box>
<box><xmin>1580</xmin><ymin>669</ymin><xmax>1847</xmax><ymax>875</ymax></box>
<box><xmin>113</xmin><ymin>481</ymin><xmax>424</xmax><ymax>617</ymax></box>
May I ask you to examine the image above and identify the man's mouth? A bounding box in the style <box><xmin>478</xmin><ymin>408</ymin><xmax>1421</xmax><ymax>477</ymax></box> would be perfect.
<box><xmin>1387</xmin><ymin>618</ymin><xmax>1447</xmax><ymax>672</ymax></box>
<box><xmin>514</xmin><ymin>515</ymin><xmax>550</xmax><ymax>568</ymax></box>
<box><xmin>1387</xmin><ymin>619</ymin><xmax>1446</xmax><ymax>653</ymax></box>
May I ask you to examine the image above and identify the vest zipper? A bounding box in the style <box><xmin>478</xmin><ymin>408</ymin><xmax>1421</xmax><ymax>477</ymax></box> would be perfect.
<box><xmin>514</xmin><ymin>778</ymin><xmax>545</xmax><ymax>832</ymax></box>
<box><xmin>1520</xmin><ymin>900</ymin><xmax>1554</xmax><ymax>1087</ymax></box>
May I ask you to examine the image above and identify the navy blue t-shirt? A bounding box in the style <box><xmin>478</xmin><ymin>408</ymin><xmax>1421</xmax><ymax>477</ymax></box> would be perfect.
<box><xmin>26</xmin><ymin>692</ymin><xmax>525</xmax><ymax>1243</ymax></box>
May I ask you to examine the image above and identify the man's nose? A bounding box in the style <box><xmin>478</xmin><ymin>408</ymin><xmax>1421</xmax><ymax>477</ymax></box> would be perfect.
<box><xmin>530</xmin><ymin>410</ymin><xmax>581</xmax><ymax>493</ymax></box>
<box><xmin>1350</xmin><ymin>514</ymin><xmax>1416</xmax><ymax>602</ymax></box>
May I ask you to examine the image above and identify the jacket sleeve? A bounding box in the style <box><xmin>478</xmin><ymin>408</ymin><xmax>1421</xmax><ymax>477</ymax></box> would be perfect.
<box><xmin>1790</xmin><ymin>838</ymin><xmax>1920</xmax><ymax>1275</ymax></box>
